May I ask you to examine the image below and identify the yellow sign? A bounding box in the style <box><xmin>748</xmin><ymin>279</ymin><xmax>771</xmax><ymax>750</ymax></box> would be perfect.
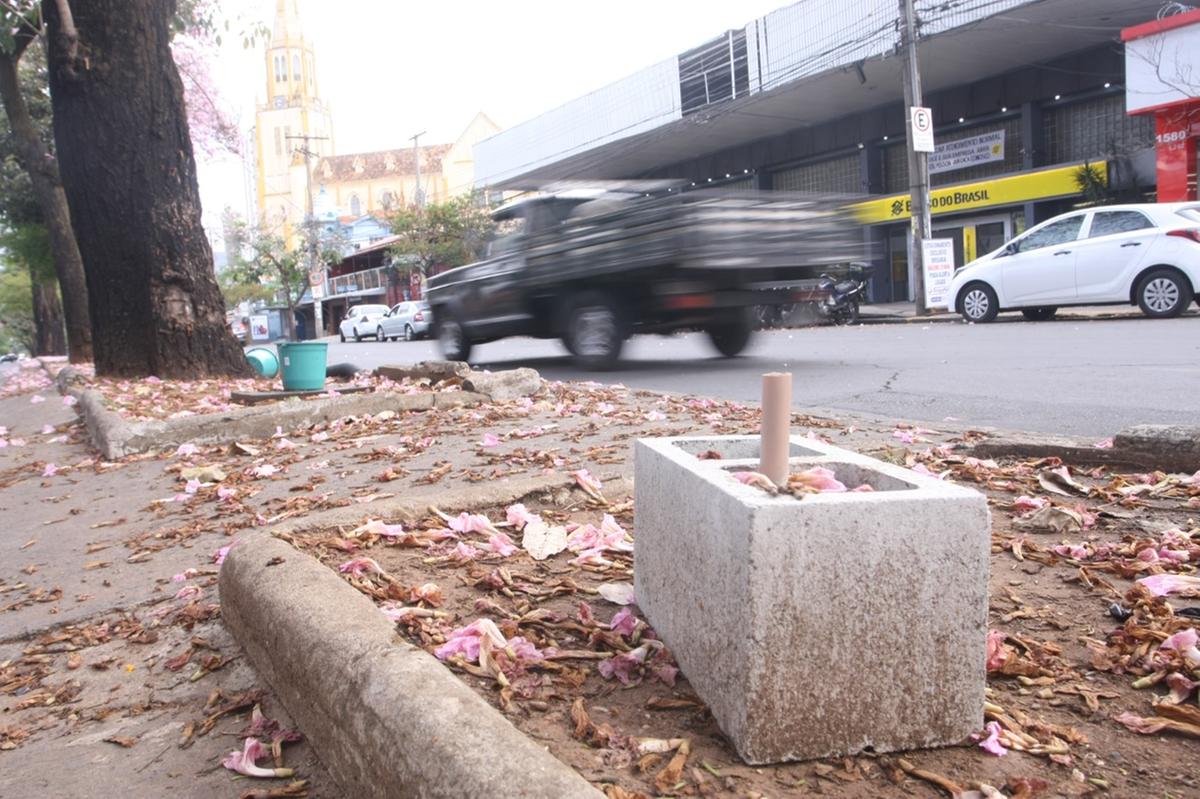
<box><xmin>962</xmin><ymin>225</ymin><xmax>977</xmax><ymax>264</ymax></box>
<box><xmin>852</xmin><ymin>162</ymin><xmax>1107</xmax><ymax>224</ymax></box>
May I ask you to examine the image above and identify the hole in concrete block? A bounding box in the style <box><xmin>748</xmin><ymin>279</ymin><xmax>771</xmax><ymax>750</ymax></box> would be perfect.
<box><xmin>721</xmin><ymin>461</ymin><xmax>917</xmax><ymax>493</ymax></box>
<box><xmin>672</xmin><ymin>438</ymin><xmax>821</xmax><ymax>460</ymax></box>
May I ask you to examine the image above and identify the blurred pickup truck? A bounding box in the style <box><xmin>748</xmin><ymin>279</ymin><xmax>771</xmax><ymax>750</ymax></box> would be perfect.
<box><xmin>425</xmin><ymin>183</ymin><xmax>868</xmax><ymax>368</ymax></box>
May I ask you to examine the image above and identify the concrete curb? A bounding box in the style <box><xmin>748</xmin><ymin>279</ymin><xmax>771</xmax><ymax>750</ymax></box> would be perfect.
<box><xmin>221</xmin><ymin>477</ymin><xmax>611</xmax><ymax>799</ymax></box>
<box><xmin>54</xmin><ymin>366</ymin><xmax>486</xmax><ymax>459</ymax></box>
<box><xmin>969</xmin><ymin>428</ymin><xmax>1200</xmax><ymax>473</ymax></box>
<box><xmin>855</xmin><ymin>308</ymin><xmax>1193</xmax><ymax>326</ymax></box>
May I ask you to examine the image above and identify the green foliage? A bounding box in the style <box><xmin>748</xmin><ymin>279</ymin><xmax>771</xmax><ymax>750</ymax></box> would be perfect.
<box><xmin>0</xmin><ymin>264</ymin><xmax>32</xmax><ymax>352</ymax></box>
<box><xmin>1073</xmin><ymin>162</ymin><xmax>1110</xmax><ymax>206</ymax></box>
<box><xmin>0</xmin><ymin>226</ymin><xmax>38</xmax><ymax>353</ymax></box>
<box><xmin>221</xmin><ymin>215</ymin><xmax>345</xmax><ymax>313</ymax></box>
<box><xmin>0</xmin><ymin>46</ymin><xmax>52</xmax><ymax>228</ymax></box>
<box><xmin>388</xmin><ymin>194</ymin><xmax>498</xmax><ymax>274</ymax></box>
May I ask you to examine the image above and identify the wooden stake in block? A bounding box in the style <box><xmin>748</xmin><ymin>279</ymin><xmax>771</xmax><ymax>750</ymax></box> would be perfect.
<box><xmin>759</xmin><ymin>372</ymin><xmax>792</xmax><ymax>486</ymax></box>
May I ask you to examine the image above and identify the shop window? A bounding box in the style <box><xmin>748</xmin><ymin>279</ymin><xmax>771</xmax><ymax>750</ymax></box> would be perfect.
<box><xmin>1014</xmin><ymin>215</ymin><xmax>1084</xmax><ymax>252</ymax></box>
<box><xmin>1088</xmin><ymin>210</ymin><xmax>1153</xmax><ymax>237</ymax></box>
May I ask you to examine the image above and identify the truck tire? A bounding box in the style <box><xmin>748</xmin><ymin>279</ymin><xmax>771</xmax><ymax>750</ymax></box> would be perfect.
<box><xmin>566</xmin><ymin>293</ymin><xmax>623</xmax><ymax>370</ymax></box>
<box><xmin>435</xmin><ymin>312</ymin><xmax>472</xmax><ymax>362</ymax></box>
<box><xmin>707</xmin><ymin>309</ymin><xmax>754</xmax><ymax>357</ymax></box>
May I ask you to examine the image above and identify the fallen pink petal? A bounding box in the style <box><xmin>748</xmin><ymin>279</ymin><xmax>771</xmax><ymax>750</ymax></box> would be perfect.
<box><xmin>220</xmin><ymin>737</ymin><xmax>294</xmax><ymax>778</ymax></box>
<box><xmin>610</xmin><ymin>606</ymin><xmax>638</xmax><ymax>636</ymax></box>
<box><xmin>338</xmin><ymin>557</ymin><xmax>384</xmax><ymax>576</ymax></box>
<box><xmin>1137</xmin><ymin>573</ymin><xmax>1200</xmax><ymax>597</ymax></box>
<box><xmin>977</xmin><ymin>721</ymin><xmax>1008</xmax><ymax>756</ymax></box>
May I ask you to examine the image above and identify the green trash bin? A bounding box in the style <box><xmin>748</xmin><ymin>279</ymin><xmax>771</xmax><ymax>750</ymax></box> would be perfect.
<box><xmin>277</xmin><ymin>342</ymin><xmax>328</xmax><ymax>391</ymax></box>
<box><xmin>245</xmin><ymin>347</ymin><xmax>279</xmax><ymax>379</ymax></box>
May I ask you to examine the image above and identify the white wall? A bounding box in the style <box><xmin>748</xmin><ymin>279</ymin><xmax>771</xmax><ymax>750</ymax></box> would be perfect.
<box><xmin>1126</xmin><ymin>23</ymin><xmax>1200</xmax><ymax>114</ymax></box>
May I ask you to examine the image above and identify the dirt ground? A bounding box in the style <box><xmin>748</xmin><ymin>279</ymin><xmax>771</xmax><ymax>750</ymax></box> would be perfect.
<box><xmin>293</xmin><ymin>439</ymin><xmax>1200</xmax><ymax>799</ymax></box>
<box><xmin>3</xmin><ymin>359</ymin><xmax>1198</xmax><ymax>798</ymax></box>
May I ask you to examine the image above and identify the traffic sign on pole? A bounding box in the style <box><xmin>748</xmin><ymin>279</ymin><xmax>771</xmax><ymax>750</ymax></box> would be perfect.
<box><xmin>910</xmin><ymin>106</ymin><xmax>935</xmax><ymax>153</ymax></box>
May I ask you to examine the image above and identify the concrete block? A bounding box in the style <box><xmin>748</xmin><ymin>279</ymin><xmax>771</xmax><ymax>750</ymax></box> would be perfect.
<box><xmin>463</xmin><ymin>368</ymin><xmax>542</xmax><ymax>401</ymax></box>
<box><xmin>1114</xmin><ymin>425</ymin><xmax>1200</xmax><ymax>473</ymax></box>
<box><xmin>634</xmin><ymin>435</ymin><xmax>990</xmax><ymax>764</ymax></box>
<box><xmin>375</xmin><ymin>360</ymin><xmax>471</xmax><ymax>382</ymax></box>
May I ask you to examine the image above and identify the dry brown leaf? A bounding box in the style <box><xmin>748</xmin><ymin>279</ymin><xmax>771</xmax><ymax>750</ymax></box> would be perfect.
<box><xmin>103</xmin><ymin>735</ymin><xmax>138</xmax><ymax>748</ymax></box>
<box><xmin>653</xmin><ymin>739</ymin><xmax>690</xmax><ymax>794</ymax></box>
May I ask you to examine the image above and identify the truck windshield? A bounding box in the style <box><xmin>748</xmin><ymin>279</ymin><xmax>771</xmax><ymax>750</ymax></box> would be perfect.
<box><xmin>488</xmin><ymin>217</ymin><xmax>526</xmax><ymax>256</ymax></box>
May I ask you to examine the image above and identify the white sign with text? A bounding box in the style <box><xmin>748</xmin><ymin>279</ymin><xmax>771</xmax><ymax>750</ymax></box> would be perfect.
<box><xmin>910</xmin><ymin>106</ymin><xmax>935</xmax><ymax>153</ymax></box>
<box><xmin>930</xmin><ymin>130</ymin><xmax>1005</xmax><ymax>175</ymax></box>
<box><xmin>922</xmin><ymin>238</ymin><xmax>956</xmax><ymax>309</ymax></box>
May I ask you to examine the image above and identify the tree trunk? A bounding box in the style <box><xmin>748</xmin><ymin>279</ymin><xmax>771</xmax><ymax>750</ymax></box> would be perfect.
<box><xmin>43</xmin><ymin>0</ymin><xmax>250</xmax><ymax>378</ymax></box>
<box><xmin>30</xmin><ymin>269</ymin><xmax>67</xmax><ymax>356</ymax></box>
<box><xmin>0</xmin><ymin>51</ymin><xmax>92</xmax><ymax>363</ymax></box>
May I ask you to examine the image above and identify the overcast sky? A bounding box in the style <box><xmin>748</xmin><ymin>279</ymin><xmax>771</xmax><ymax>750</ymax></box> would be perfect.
<box><xmin>197</xmin><ymin>0</ymin><xmax>790</xmax><ymax>242</ymax></box>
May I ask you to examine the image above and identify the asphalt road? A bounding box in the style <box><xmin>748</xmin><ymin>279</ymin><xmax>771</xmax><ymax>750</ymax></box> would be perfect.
<box><xmin>317</xmin><ymin>315</ymin><xmax>1200</xmax><ymax>438</ymax></box>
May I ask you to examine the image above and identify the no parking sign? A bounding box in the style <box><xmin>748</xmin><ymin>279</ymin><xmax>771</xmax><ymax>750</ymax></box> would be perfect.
<box><xmin>911</xmin><ymin>106</ymin><xmax>935</xmax><ymax>153</ymax></box>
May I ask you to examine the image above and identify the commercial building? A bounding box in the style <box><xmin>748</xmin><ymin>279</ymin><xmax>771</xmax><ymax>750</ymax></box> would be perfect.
<box><xmin>1123</xmin><ymin>7</ymin><xmax>1200</xmax><ymax>202</ymax></box>
<box><xmin>474</xmin><ymin>0</ymin><xmax>1163</xmax><ymax>303</ymax></box>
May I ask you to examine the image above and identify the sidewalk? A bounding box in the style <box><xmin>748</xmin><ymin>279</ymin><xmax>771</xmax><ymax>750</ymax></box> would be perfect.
<box><xmin>2</xmin><ymin>359</ymin><xmax>1197</xmax><ymax>797</ymax></box>
<box><xmin>858</xmin><ymin>300</ymin><xmax>1192</xmax><ymax>324</ymax></box>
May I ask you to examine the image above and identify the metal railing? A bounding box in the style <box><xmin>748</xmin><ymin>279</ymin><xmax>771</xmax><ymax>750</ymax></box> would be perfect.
<box><xmin>328</xmin><ymin>265</ymin><xmax>387</xmax><ymax>296</ymax></box>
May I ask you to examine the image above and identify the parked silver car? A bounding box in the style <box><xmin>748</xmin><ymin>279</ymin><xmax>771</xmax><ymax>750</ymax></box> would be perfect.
<box><xmin>375</xmin><ymin>301</ymin><xmax>431</xmax><ymax>341</ymax></box>
<box><xmin>338</xmin><ymin>304</ymin><xmax>391</xmax><ymax>342</ymax></box>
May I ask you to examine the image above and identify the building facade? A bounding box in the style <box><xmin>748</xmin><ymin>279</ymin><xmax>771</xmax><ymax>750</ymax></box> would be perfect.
<box><xmin>311</xmin><ymin>112</ymin><xmax>502</xmax><ymax>218</ymax></box>
<box><xmin>474</xmin><ymin>0</ymin><xmax>1163</xmax><ymax>304</ymax></box>
<box><xmin>254</xmin><ymin>0</ymin><xmax>334</xmax><ymax>241</ymax></box>
<box><xmin>1123</xmin><ymin>8</ymin><xmax>1200</xmax><ymax>202</ymax></box>
<box><xmin>252</xmin><ymin>2</ymin><xmax>499</xmax><ymax>246</ymax></box>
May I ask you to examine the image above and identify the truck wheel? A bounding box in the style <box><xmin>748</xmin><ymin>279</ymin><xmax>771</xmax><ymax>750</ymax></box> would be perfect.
<box><xmin>707</xmin><ymin>309</ymin><xmax>754</xmax><ymax>357</ymax></box>
<box><xmin>436</xmin><ymin>314</ymin><xmax>472</xmax><ymax>362</ymax></box>
<box><xmin>566</xmin><ymin>293</ymin><xmax>623</xmax><ymax>370</ymax></box>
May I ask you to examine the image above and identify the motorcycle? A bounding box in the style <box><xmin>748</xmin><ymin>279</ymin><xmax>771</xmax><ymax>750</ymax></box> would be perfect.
<box><xmin>818</xmin><ymin>262</ymin><xmax>873</xmax><ymax>325</ymax></box>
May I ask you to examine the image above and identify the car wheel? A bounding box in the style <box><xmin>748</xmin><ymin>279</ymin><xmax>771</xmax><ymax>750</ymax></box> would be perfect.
<box><xmin>376</xmin><ymin>326</ymin><xmax>386</xmax><ymax>341</ymax></box>
<box><xmin>958</xmin><ymin>282</ymin><xmax>999</xmax><ymax>323</ymax></box>
<box><xmin>1136</xmin><ymin>268</ymin><xmax>1191</xmax><ymax>318</ymax></box>
<box><xmin>706</xmin><ymin>308</ymin><xmax>755</xmax><ymax>357</ymax></box>
<box><xmin>435</xmin><ymin>313</ymin><xmax>472</xmax><ymax>362</ymax></box>
<box><xmin>566</xmin><ymin>292</ymin><xmax>624</xmax><ymax>370</ymax></box>
<box><xmin>1021</xmin><ymin>306</ymin><xmax>1058</xmax><ymax>321</ymax></box>
<box><xmin>404</xmin><ymin>325</ymin><xmax>414</xmax><ymax>342</ymax></box>
<box><xmin>353</xmin><ymin>327</ymin><xmax>363</xmax><ymax>342</ymax></box>
<box><xmin>339</xmin><ymin>329</ymin><xmax>346</xmax><ymax>343</ymax></box>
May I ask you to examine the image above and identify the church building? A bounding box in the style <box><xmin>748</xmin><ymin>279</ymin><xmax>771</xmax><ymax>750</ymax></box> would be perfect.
<box><xmin>253</xmin><ymin>0</ymin><xmax>498</xmax><ymax>247</ymax></box>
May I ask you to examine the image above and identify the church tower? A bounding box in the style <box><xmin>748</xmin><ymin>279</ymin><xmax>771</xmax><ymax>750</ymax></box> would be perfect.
<box><xmin>254</xmin><ymin>0</ymin><xmax>334</xmax><ymax>242</ymax></box>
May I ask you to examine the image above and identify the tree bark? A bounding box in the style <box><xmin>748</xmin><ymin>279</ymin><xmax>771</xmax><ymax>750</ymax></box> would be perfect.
<box><xmin>30</xmin><ymin>269</ymin><xmax>66</xmax><ymax>356</ymax></box>
<box><xmin>43</xmin><ymin>0</ymin><xmax>250</xmax><ymax>378</ymax></box>
<box><xmin>0</xmin><ymin>50</ymin><xmax>93</xmax><ymax>363</ymax></box>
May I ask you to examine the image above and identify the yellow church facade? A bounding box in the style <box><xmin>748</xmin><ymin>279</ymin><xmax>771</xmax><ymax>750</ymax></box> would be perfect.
<box><xmin>253</xmin><ymin>1</ymin><xmax>498</xmax><ymax>242</ymax></box>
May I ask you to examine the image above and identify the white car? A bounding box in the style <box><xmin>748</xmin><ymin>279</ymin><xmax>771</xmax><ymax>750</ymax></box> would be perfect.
<box><xmin>338</xmin><ymin>304</ymin><xmax>391</xmax><ymax>342</ymax></box>
<box><xmin>945</xmin><ymin>203</ymin><xmax>1200</xmax><ymax>323</ymax></box>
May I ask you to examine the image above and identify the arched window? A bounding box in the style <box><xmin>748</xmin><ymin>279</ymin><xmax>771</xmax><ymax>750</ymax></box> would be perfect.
<box><xmin>349</xmin><ymin>195</ymin><xmax>361</xmax><ymax>216</ymax></box>
<box><xmin>293</xmin><ymin>54</ymin><xmax>301</xmax><ymax>81</ymax></box>
<box><xmin>380</xmin><ymin>191</ymin><xmax>394</xmax><ymax>210</ymax></box>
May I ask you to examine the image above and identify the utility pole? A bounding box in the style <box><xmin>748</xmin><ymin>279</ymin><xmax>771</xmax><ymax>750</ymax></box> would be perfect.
<box><xmin>410</xmin><ymin>131</ymin><xmax>427</xmax><ymax>209</ymax></box>
<box><xmin>899</xmin><ymin>0</ymin><xmax>932</xmax><ymax>314</ymax></box>
<box><xmin>286</xmin><ymin>133</ymin><xmax>330</xmax><ymax>338</ymax></box>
